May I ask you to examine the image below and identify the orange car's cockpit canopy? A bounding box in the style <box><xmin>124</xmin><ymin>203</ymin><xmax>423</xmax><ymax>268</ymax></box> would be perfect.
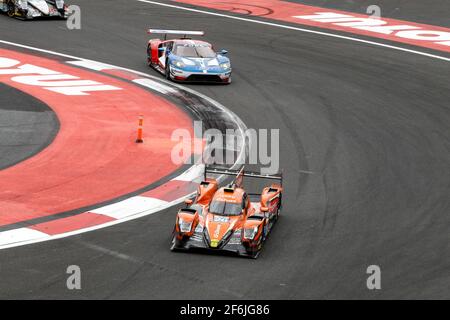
<box><xmin>209</xmin><ymin>187</ymin><xmax>245</xmax><ymax>216</ymax></box>
<box><xmin>209</xmin><ymin>200</ymin><xmax>243</xmax><ymax>216</ymax></box>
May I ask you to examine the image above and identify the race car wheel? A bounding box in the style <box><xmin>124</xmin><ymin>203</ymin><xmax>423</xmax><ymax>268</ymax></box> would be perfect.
<box><xmin>274</xmin><ymin>208</ymin><xmax>280</xmax><ymax>221</ymax></box>
<box><xmin>275</xmin><ymin>194</ymin><xmax>282</xmax><ymax>220</ymax></box>
<box><xmin>146</xmin><ymin>46</ymin><xmax>152</xmax><ymax>66</ymax></box>
<box><xmin>249</xmin><ymin>246</ymin><xmax>261</xmax><ymax>259</ymax></box>
<box><xmin>6</xmin><ymin>0</ymin><xmax>15</xmax><ymax>17</ymax></box>
<box><xmin>247</xmin><ymin>236</ymin><xmax>263</xmax><ymax>259</ymax></box>
<box><xmin>170</xmin><ymin>235</ymin><xmax>179</xmax><ymax>251</ymax></box>
<box><xmin>262</xmin><ymin>220</ymin><xmax>269</xmax><ymax>241</ymax></box>
<box><xmin>58</xmin><ymin>8</ymin><xmax>66</xmax><ymax>18</ymax></box>
<box><xmin>165</xmin><ymin>64</ymin><xmax>171</xmax><ymax>80</ymax></box>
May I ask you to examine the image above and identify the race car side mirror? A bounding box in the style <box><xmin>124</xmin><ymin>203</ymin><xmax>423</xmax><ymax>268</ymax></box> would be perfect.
<box><xmin>184</xmin><ymin>199</ymin><xmax>193</xmax><ymax>206</ymax></box>
<box><xmin>158</xmin><ymin>47</ymin><xmax>165</xmax><ymax>52</ymax></box>
<box><xmin>219</xmin><ymin>49</ymin><xmax>228</xmax><ymax>55</ymax></box>
<box><xmin>260</xmin><ymin>206</ymin><xmax>269</xmax><ymax>213</ymax></box>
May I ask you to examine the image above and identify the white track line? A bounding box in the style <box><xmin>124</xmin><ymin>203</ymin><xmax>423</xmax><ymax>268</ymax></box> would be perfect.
<box><xmin>0</xmin><ymin>228</ymin><xmax>49</xmax><ymax>247</ymax></box>
<box><xmin>137</xmin><ymin>0</ymin><xmax>450</xmax><ymax>62</ymax></box>
<box><xmin>0</xmin><ymin>195</ymin><xmax>187</xmax><ymax>250</ymax></box>
<box><xmin>90</xmin><ymin>197</ymin><xmax>169</xmax><ymax>220</ymax></box>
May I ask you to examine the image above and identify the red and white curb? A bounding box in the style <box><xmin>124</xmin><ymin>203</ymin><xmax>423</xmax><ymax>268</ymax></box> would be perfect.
<box><xmin>169</xmin><ymin>0</ymin><xmax>450</xmax><ymax>53</ymax></box>
<box><xmin>0</xmin><ymin>41</ymin><xmax>247</xmax><ymax>250</ymax></box>
<box><xmin>0</xmin><ymin>164</ymin><xmax>205</xmax><ymax>249</ymax></box>
<box><xmin>139</xmin><ymin>0</ymin><xmax>450</xmax><ymax>62</ymax></box>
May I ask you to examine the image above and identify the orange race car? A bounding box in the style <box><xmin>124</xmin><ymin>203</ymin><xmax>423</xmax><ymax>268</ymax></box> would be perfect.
<box><xmin>171</xmin><ymin>166</ymin><xmax>283</xmax><ymax>258</ymax></box>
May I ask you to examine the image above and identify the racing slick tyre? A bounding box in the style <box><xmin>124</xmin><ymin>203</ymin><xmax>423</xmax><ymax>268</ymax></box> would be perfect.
<box><xmin>147</xmin><ymin>46</ymin><xmax>152</xmax><ymax>67</ymax></box>
<box><xmin>170</xmin><ymin>234</ymin><xmax>185</xmax><ymax>251</ymax></box>
<box><xmin>170</xmin><ymin>235</ymin><xmax>178</xmax><ymax>251</ymax></box>
<box><xmin>165</xmin><ymin>60</ymin><xmax>172</xmax><ymax>80</ymax></box>
<box><xmin>6</xmin><ymin>0</ymin><xmax>15</xmax><ymax>17</ymax></box>
<box><xmin>249</xmin><ymin>246</ymin><xmax>261</xmax><ymax>259</ymax></box>
<box><xmin>275</xmin><ymin>194</ymin><xmax>282</xmax><ymax>221</ymax></box>
<box><xmin>262</xmin><ymin>220</ymin><xmax>269</xmax><ymax>242</ymax></box>
<box><xmin>57</xmin><ymin>8</ymin><xmax>67</xmax><ymax>20</ymax></box>
<box><xmin>247</xmin><ymin>237</ymin><xmax>263</xmax><ymax>259</ymax></box>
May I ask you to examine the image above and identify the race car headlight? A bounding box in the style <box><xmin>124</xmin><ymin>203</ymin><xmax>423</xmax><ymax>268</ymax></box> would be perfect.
<box><xmin>228</xmin><ymin>229</ymin><xmax>243</xmax><ymax>245</ymax></box>
<box><xmin>220</xmin><ymin>229</ymin><xmax>233</xmax><ymax>244</ymax></box>
<box><xmin>55</xmin><ymin>0</ymin><xmax>65</xmax><ymax>9</ymax></box>
<box><xmin>220</xmin><ymin>62</ymin><xmax>231</xmax><ymax>70</ymax></box>
<box><xmin>173</xmin><ymin>60</ymin><xmax>185</xmax><ymax>68</ymax></box>
<box><xmin>18</xmin><ymin>0</ymin><xmax>28</xmax><ymax>10</ymax></box>
<box><xmin>178</xmin><ymin>218</ymin><xmax>193</xmax><ymax>233</ymax></box>
<box><xmin>243</xmin><ymin>226</ymin><xmax>258</xmax><ymax>240</ymax></box>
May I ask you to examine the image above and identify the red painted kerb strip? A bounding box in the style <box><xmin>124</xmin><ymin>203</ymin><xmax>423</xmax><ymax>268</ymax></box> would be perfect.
<box><xmin>174</xmin><ymin>0</ymin><xmax>450</xmax><ymax>53</ymax></box>
<box><xmin>0</xmin><ymin>48</ymin><xmax>193</xmax><ymax>226</ymax></box>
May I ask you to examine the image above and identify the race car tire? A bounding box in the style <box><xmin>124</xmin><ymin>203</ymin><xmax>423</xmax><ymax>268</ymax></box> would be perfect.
<box><xmin>147</xmin><ymin>46</ymin><xmax>152</xmax><ymax>66</ymax></box>
<box><xmin>57</xmin><ymin>8</ymin><xmax>66</xmax><ymax>19</ymax></box>
<box><xmin>170</xmin><ymin>235</ymin><xmax>179</xmax><ymax>251</ymax></box>
<box><xmin>165</xmin><ymin>66</ymin><xmax>171</xmax><ymax>80</ymax></box>
<box><xmin>247</xmin><ymin>236</ymin><xmax>263</xmax><ymax>259</ymax></box>
<box><xmin>262</xmin><ymin>220</ymin><xmax>269</xmax><ymax>241</ymax></box>
<box><xmin>165</xmin><ymin>60</ymin><xmax>171</xmax><ymax>80</ymax></box>
<box><xmin>6</xmin><ymin>0</ymin><xmax>15</xmax><ymax>17</ymax></box>
<box><xmin>275</xmin><ymin>194</ymin><xmax>282</xmax><ymax>220</ymax></box>
<box><xmin>249</xmin><ymin>246</ymin><xmax>261</xmax><ymax>259</ymax></box>
<box><xmin>275</xmin><ymin>208</ymin><xmax>280</xmax><ymax>221</ymax></box>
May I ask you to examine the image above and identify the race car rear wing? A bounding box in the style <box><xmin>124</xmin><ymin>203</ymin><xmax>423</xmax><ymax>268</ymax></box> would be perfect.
<box><xmin>147</xmin><ymin>29</ymin><xmax>205</xmax><ymax>40</ymax></box>
<box><xmin>204</xmin><ymin>166</ymin><xmax>283</xmax><ymax>187</ymax></box>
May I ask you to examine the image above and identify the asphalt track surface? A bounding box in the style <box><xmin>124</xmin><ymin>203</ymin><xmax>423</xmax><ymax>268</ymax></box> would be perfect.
<box><xmin>0</xmin><ymin>83</ymin><xmax>58</xmax><ymax>171</ymax></box>
<box><xmin>0</xmin><ymin>0</ymin><xmax>449</xmax><ymax>299</ymax></box>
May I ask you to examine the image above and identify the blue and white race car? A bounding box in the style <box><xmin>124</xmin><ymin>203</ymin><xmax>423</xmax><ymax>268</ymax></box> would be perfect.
<box><xmin>147</xmin><ymin>29</ymin><xmax>232</xmax><ymax>84</ymax></box>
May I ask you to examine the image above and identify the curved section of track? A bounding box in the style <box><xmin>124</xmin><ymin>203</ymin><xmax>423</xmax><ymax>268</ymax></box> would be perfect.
<box><xmin>0</xmin><ymin>47</ymin><xmax>194</xmax><ymax>227</ymax></box>
<box><xmin>0</xmin><ymin>0</ymin><xmax>448</xmax><ymax>299</ymax></box>
<box><xmin>0</xmin><ymin>43</ymin><xmax>248</xmax><ymax>248</ymax></box>
<box><xmin>0</xmin><ymin>83</ymin><xmax>58</xmax><ymax>171</ymax></box>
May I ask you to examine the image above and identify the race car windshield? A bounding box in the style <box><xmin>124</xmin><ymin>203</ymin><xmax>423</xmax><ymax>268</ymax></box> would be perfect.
<box><xmin>209</xmin><ymin>200</ymin><xmax>242</xmax><ymax>216</ymax></box>
<box><xmin>173</xmin><ymin>44</ymin><xmax>216</xmax><ymax>58</ymax></box>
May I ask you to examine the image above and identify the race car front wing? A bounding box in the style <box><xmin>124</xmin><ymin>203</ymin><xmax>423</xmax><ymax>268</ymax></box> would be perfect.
<box><xmin>171</xmin><ymin>228</ymin><xmax>257</xmax><ymax>258</ymax></box>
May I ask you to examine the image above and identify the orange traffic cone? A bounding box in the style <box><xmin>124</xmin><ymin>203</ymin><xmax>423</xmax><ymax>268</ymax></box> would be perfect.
<box><xmin>136</xmin><ymin>115</ymin><xmax>144</xmax><ymax>143</ymax></box>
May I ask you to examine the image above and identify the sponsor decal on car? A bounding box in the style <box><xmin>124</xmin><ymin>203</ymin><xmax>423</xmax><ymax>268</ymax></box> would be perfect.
<box><xmin>213</xmin><ymin>224</ymin><xmax>221</xmax><ymax>239</ymax></box>
<box><xmin>210</xmin><ymin>240</ymin><xmax>219</xmax><ymax>247</ymax></box>
<box><xmin>213</xmin><ymin>215</ymin><xmax>229</xmax><ymax>223</ymax></box>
